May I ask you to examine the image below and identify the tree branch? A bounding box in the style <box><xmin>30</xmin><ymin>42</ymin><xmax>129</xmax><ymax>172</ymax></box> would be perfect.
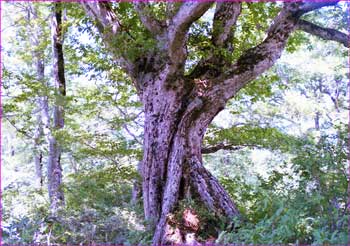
<box><xmin>166</xmin><ymin>2</ymin><xmax>181</xmax><ymax>20</ymax></box>
<box><xmin>5</xmin><ymin>117</ymin><xmax>33</xmax><ymax>139</ymax></box>
<box><xmin>167</xmin><ymin>2</ymin><xmax>212</xmax><ymax>66</ymax></box>
<box><xmin>134</xmin><ymin>2</ymin><xmax>165</xmax><ymax>35</ymax></box>
<box><xmin>297</xmin><ymin>19</ymin><xmax>349</xmax><ymax>48</ymax></box>
<box><xmin>81</xmin><ymin>2</ymin><xmax>121</xmax><ymax>35</ymax></box>
<box><xmin>201</xmin><ymin>143</ymin><xmax>243</xmax><ymax>154</ymax></box>
<box><xmin>299</xmin><ymin>1</ymin><xmax>339</xmax><ymax>14</ymax></box>
<box><xmin>212</xmin><ymin>2</ymin><xmax>241</xmax><ymax>48</ymax></box>
<box><xmin>212</xmin><ymin>1</ymin><xmax>342</xmax><ymax>101</ymax></box>
<box><xmin>213</xmin><ymin>3</ymin><xmax>301</xmax><ymax>99</ymax></box>
<box><xmin>188</xmin><ymin>2</ymin><xmax>242</xmax><ymax>80</ymax></box>
<box><xmin>81</xmin><ymin>2</ymin><xmax>136</xmax><ymax>78</ymax></box>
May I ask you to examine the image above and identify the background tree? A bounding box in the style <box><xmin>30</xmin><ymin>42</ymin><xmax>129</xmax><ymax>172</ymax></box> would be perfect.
<box><xmin>47</xmin><ymin>2</ymin><xmax>66</xmax><ymax>214</ymax></box>
<box><xmin>27</xmin><ymin>3</ymin><xmax>47</xmax><ymax>189</ymax></box>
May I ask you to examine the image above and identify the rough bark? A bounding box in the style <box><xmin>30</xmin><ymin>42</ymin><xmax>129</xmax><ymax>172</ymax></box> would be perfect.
<box><xmin>47</xmin><ymin>3</ymin><xmax>66</xmax><ymax>213</ymax></box>
<box><xmin>166</xmin><ymin>2</ymin><xmax>212</xmax><ymax>69</ymax></box>
<box><xmin>141</xmin><ymin>75</ymin><xmax>186</xmax><ymax>224</ymax></box>
<box><xmin>212</xmin><ymin>2</ymin><xmax>241</xmax><ymax>48</ymax></box>
<box><xmin>189</xmin><ymin>156</ymin><xmax>239</xmax><ymax>217</ymax></box>
<box><xmin>152</xmin><ymin>89</ymin><xmax>240</xmax><ymax>244</ymax></box>
<box><xmin>81</xmin><ymin>1</ymin><xmax>345</xmax><ymax>244</ymax></box>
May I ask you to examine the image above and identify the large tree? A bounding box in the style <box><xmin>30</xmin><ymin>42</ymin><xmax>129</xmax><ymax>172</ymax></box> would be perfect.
<box><xmin>80</xmin><ymin>1</ymin><xmax>348</xmax><ymax>243</ymax></box>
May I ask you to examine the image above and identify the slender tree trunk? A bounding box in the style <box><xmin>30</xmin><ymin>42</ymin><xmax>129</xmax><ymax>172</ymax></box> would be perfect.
<box><xmin>33</xmin><ymin>101</ymin><xmax>44</xmax><ymax>189</ymax></box>
<box><xmin>314</xmin><ymin>111</ymin><xmax>320</xmax><ymax>131</ymax></box>
<box><xmin>47</xmin><ymin>3</ymin><xmax>66</xmax><ymax>213</ymax></box>
<box><xmin>33</xmin><ymin>28</ymin><xmax>45</xmax><ymax>189</ymax></box>
<box><xmin>26</xmin><ymin>3</ymin><xmax>45</xmax><ymax>189</ymax></box>
<box><xmin>32</xmin><ymin>51</ymin><xmax>44</xmax><ymax>190</ymax></box>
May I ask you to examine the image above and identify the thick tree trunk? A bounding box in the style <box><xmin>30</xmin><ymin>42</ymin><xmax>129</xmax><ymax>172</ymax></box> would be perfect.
<box><xmin>141</xmin><ymin>76</ymin><xmax>186</xmax><ymax>225</ymax></box>
<box><xmin>138</xmin><ymin>74</ymin><xmax>239</xmax><ymax>244</ymax></box>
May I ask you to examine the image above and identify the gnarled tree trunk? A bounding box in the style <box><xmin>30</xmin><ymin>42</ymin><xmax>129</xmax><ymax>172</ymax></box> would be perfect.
<box><xmin>80</xmin><ymin>1</ymin><xmax>345</xmax><ymax>244</ymax></box>
<box><xmin>139</xmin><ymin>73</ymin><xmax>240</xmax><ymax>243</ymax></box>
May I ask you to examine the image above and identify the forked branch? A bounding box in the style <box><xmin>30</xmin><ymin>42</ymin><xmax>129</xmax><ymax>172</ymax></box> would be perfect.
<box><xmin>167</xmin><ymin>2</ymin><xmax>212</xmax><ymax>65</ymax></box>
<box><xmin>188</xmin><ymin>2</ymin><xmax>242</xmax><ymax>80</ymax></box>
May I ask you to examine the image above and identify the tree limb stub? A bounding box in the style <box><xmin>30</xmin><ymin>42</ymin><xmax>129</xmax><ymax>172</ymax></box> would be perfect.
<box><xmin>297</xmin><ymin>19</ymin><xmax>349</xmax><ymax>48</ymax></box>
